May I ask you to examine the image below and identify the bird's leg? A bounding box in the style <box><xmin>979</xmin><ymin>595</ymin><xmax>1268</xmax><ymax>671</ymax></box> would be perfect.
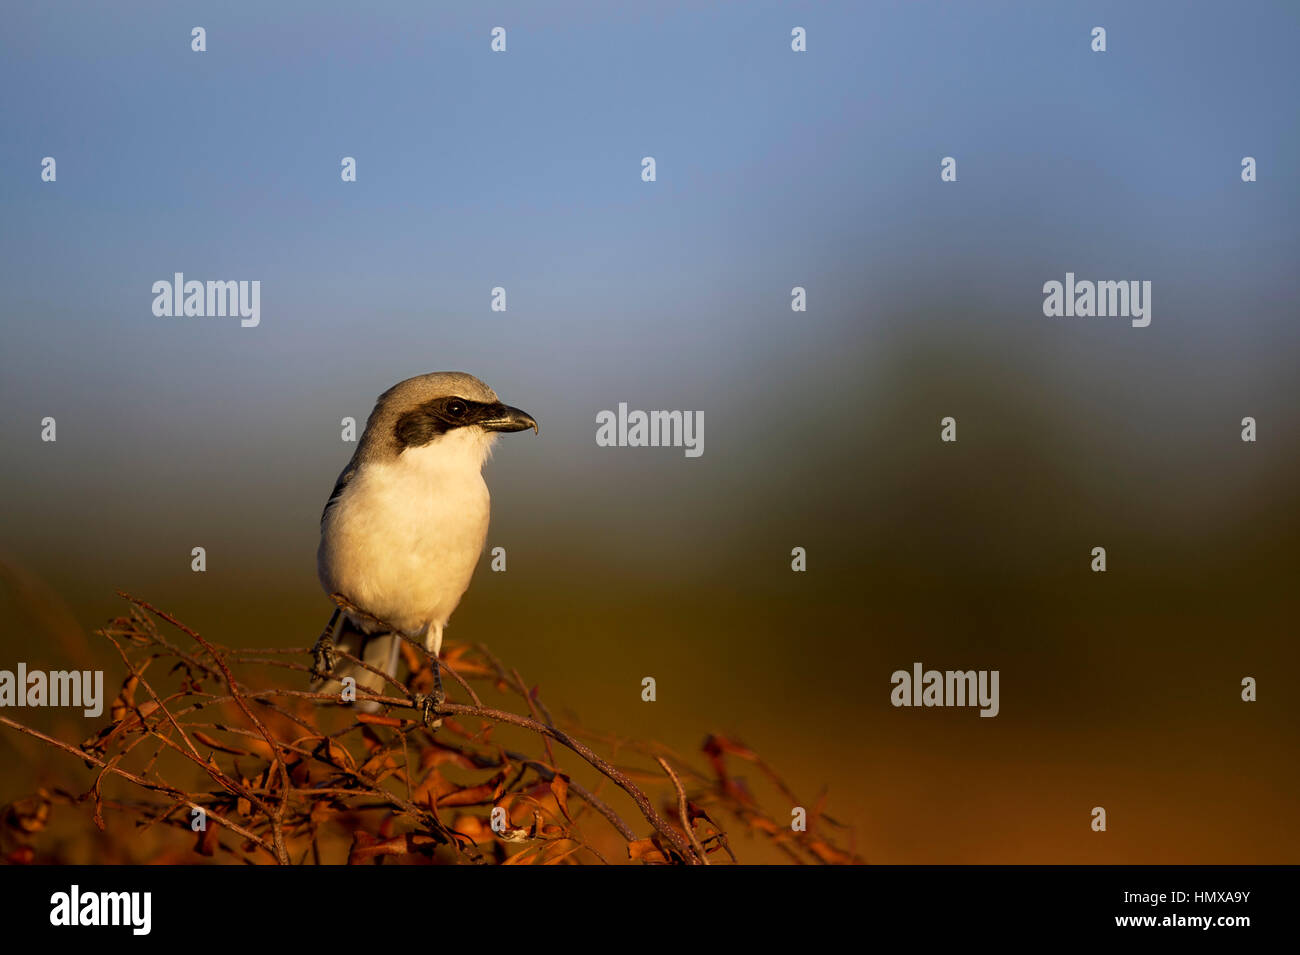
<box><xmin>414</xmin><ymin>626</ymin><xmax>446</xmax><ymax>728</ymax></box>
<box><xmin>310</xmin><ymin>608</ymin><xmax>342</xmax><ymax>679</ymax></box>
<box><xmin>415</xmin><ymin>665</ymin><xmax>445</xmax><ymax>727</ymax></box>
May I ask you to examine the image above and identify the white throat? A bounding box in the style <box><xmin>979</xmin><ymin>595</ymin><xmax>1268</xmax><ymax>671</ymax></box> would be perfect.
<box><xmin>405</xmin><ymin>426</ymin><xmax>498</xmax><ymax>473</ymax></box>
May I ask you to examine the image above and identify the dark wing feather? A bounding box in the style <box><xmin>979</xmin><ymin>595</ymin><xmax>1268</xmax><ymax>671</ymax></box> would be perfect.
<box><xmin>321</xmin><ymin>464</ymin><xmax>357</xmax><ymax>525</ymax></box>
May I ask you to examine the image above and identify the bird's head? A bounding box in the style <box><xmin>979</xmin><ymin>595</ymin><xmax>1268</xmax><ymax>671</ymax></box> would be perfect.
<box><xmin>374</xmin><ymin>372</ymin><xmax>537</xmax><ymax>461</ymax></box>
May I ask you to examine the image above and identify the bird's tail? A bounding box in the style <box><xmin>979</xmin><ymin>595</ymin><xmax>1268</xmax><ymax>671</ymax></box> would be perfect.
<box><xmin>312</xmin><ymin>615</ymin><xmax>402</xmax><ymax>713</ymax></box>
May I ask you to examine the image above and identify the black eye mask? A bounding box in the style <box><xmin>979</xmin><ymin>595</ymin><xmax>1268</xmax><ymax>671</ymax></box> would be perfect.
<box><xmin>394</xmin><ymin>397</ymin><xmax>537</xmax><ymax>448</ymax></box>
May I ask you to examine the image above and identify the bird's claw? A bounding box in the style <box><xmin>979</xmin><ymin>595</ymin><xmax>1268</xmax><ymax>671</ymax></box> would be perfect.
<box><xmin>415</xmin><ymin>690</ymin><xmax>445</xmax><ymax>729</ymax></box>
<box><xmin>310</xmin><ymin>636</ymin><xmax>337</xmax><ymax>679</ymax></box>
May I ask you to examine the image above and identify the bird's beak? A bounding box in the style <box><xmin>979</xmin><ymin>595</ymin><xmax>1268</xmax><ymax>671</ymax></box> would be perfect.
<box><xmin>479</xmin><ymin>403</ymin><xmax>538</xmax><ymax>434</ymax></box>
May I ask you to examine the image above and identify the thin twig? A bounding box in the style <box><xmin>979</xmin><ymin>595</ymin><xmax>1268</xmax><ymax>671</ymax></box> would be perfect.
<box><xmin>657</xmin><ymin>756</ymin><xmax>708</xmax><ymax>865</ymax></box>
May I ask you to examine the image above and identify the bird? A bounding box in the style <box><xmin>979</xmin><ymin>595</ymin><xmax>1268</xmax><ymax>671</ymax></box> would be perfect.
<box><xmin>310</xmin><ymin>372</ymin><xmax>536</xmax><ymax>718</ymax></box>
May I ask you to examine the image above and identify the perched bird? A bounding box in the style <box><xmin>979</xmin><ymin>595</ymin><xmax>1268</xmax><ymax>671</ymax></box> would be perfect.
<box><xmin>311</xmin><ymin>372</ymin><xmax>537</xmax><ymax>715</ymax></box>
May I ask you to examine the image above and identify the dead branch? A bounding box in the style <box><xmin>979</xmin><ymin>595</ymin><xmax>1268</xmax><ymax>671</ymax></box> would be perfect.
<box><xmin>0</xmin><ymin>594</ymin><xmax>864</xmax><ymax>865</ymax></box>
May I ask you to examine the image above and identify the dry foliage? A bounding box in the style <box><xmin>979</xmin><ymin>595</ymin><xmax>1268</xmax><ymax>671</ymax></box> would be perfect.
<box><xmin>1</xmin><ymin>593</ymin><xmax>862</xmax><ymax>865</ymax></box>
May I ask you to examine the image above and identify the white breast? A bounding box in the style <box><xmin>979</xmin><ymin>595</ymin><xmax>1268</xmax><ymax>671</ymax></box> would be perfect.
<box><xmin>318</xmin><ymin>430</ymin><xmax>495</xmax><ymax>638</ymax></box>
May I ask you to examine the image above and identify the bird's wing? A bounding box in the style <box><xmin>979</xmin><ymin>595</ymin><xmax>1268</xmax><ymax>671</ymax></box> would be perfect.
<box><xmin>321</xmin><ymin>464</ymin><xmax>357</xmax><ymax>525</ymax></box>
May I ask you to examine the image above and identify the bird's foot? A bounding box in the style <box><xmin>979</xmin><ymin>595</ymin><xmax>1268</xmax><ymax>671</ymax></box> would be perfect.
<box><xmin>310</xmin><ymin>636</ymin><xmax>337</xmax><ymax>680</ymax></box>
<box><xmin>414</xmin><ymin>688</ymin><xmax>446</xmax><ymax>729</ymax></box>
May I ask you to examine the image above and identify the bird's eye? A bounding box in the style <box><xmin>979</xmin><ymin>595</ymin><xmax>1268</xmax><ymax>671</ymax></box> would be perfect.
<box><xmin>447</xmin><ymin>400</ymin><xmax>467</xmax><ymax>417</ymax></box>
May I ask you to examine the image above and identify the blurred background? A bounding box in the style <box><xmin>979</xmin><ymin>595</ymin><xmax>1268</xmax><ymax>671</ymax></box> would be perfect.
<box><xmin>2</xmin><ymin>0</ymin><xmax>1298</xmax><ymax>862</ymax></box>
